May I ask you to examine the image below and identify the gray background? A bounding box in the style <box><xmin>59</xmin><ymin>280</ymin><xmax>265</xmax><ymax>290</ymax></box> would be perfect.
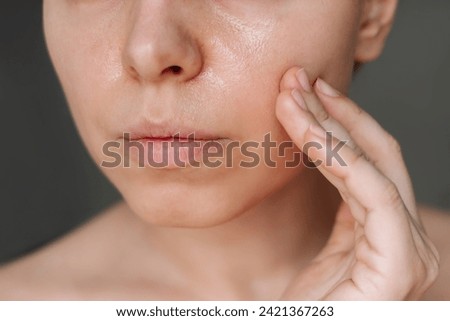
<box><xmin>0</xmin><ymin>1</ymin><xmax>449</xmax><ymax>264</ymax></box>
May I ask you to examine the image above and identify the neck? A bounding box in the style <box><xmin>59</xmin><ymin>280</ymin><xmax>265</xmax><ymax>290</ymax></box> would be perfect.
<box><xmin>120</xmin><ymin>169</ymin><xmax>340</xmax><ymax>300</ymax></box>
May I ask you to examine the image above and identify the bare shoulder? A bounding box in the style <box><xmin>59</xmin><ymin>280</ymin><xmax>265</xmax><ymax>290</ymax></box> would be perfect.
<box><xmin>419</xmin><ymin>204</ymin><xmax>450</xmax><ymax>300</ymax></box>
<box><xmin>0</xmin><ymin>202</ymin><xmax>131</xmax><ymax>299</ymax></box>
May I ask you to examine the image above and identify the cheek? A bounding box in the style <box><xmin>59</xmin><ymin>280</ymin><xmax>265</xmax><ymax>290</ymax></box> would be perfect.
<box><xmin>45</xmin><ymin>7</ymin><xmax>126</xmax><ymax>162</ymax></box>
<box><xmin>211</xmin><ymin>6</ymin><xmax>360</xmax><ymax>143</ymax></box>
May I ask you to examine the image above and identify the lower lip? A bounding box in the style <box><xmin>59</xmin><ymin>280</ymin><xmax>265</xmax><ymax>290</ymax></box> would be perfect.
<box><xmin>125</xmin><ymin>137</ymin><xmax>227</xmax><ymax>169</ymax></box>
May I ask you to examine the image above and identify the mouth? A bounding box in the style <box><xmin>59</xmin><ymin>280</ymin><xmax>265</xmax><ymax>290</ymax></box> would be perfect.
<box><xmin>123</xmin><ymin>120</ymin><xmax>226</xmax><ymax>142</ymax></box>
<box><xmin>119</xmin><ymin>119</ymin><xmax>229</xmax><ymax>169</ymax></box>
<box><xmin>126</xmin><ymin>135</ymin><xmax>223</xmax><ymax>142</ymax></box>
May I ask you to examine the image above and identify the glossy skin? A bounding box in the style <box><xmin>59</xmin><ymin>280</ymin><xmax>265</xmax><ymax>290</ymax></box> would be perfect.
<box><xmin>0</xmin><ymin>0</ymin><xmax>448</xmax><ymax>300</ymax></box>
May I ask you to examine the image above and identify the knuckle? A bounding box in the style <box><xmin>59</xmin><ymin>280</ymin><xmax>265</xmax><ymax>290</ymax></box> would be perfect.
<box><xmin>276</xmin><ymin>90</ymin><xmax>294</xmax><ymax>107</ymax></box>
<box><xmin>275</xmin><ymin>91</ymin><xmax>295</xmax><ymax>117</ymax></box>
<box><xmin>350</xmin><ymin>148</ymin><xmax>367</xmax><ymax>166</ymax></box>
<box><xmin>382</xmin><ymin>181</ymin><xmax>403</xmax><ymax>208</ymax></box>
<box><xmin>346</xmin><ymin>139</ymin><xmax>359</xmax><ymax>151</ymax></box>
<box><xmin>315</xmin><ymin>109</ymin><xmax>330</xmax><ymax>123</ymax></box>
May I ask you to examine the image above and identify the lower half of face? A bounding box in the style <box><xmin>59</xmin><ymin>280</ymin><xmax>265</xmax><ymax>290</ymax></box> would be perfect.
<box><xmin>44</xmin><ymin>0</ymin><xmax>362</xmax><ymax>227</ymax></box>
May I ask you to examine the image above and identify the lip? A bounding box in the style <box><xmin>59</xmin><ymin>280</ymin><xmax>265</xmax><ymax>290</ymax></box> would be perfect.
<box><xmin>119</xmin><ymin>119</ymin><xmax>229</xmax><ymax>169</ymax></box>
<box><xmin>123</xmin><ymin>119</ymin><xmax>225</xmax><ymax>141</ymax></box>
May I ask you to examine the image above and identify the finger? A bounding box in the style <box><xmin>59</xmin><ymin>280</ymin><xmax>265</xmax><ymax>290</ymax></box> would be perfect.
<box><xmin>276</xmin><ymin>87</ymin><xmax>353</xmax><ymax>191</ymax></box>
<box><xmin>306</xmin><ymin>125</ymin><xmax>416</xmax><ymax>257</ymax></box>
<box><xmin>305</xmin><ymin>125</ymin><xmax>407</xmax><ymax>220</ymax></box>
<box><xmin>275</xmin><ymin>88</ymin><xmax>322</xmax><ymax>144</ymax></box>
<box><xmin>314</xmin><ymin>78</ymin><xmax>417</xmax><ymax>218</ymax></box>
<box><xmin>276</xmin><ymin>86</ymin><xmax>360</xmax><ymax>196</ymax></box>
<box><xmin>276</xmin><ymin>90</ymin><xmax>411</xmax><ymax>251</ymax></box>
<box><xmin>280</xmin><ymin>67</ymin><xmax>360</xmax><ymax>151</ymax></box>
<box><xmin>279</xmin><ymin>66</ymin><xmax>303</xmax><ymax>92</ymax></box>
<box><xmin>276</xmin><ymin>88</ymin><xmax>409</xmax><ymax>230</ymax></box>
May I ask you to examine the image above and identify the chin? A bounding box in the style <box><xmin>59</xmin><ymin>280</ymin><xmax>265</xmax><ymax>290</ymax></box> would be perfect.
<box><xmin>102</xmin><ymin>146</ymin><xmax>304</xmax><ymax>229</ymax></box>
<box><xmin>120</xmin><ymin>185</ymin><xmax>244</xmax><ymax>228</ymax></box>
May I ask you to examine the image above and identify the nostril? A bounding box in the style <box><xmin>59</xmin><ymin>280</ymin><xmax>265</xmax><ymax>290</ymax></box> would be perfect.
<box><xmin>171</xmin><ymin>66</ymin><xmax>182</xmax><ymax>74</ymax></box>
<box><xmin>164</xmin><ymin>65</ymin><xmax>182</xmax><ymax>75</ymax></box>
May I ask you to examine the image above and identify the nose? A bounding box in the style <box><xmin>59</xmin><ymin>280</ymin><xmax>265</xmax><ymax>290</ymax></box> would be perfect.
<box><xmin>122</xmin><ymin>1</ymin><xmax>203</xmax><ymax>84</ymax></box>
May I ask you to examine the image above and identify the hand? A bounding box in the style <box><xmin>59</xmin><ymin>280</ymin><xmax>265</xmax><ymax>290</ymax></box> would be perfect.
<box><xmin>275</xmin><ymin>67</ymin><xmax>439</xmax><ymax>300</ymax></box>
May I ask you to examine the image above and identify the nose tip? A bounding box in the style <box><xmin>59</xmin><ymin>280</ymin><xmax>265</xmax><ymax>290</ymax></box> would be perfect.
<box><xmin>122</xmin><ymin>6</ymin><xmax>203</xmax><ymax>84</ymax></box>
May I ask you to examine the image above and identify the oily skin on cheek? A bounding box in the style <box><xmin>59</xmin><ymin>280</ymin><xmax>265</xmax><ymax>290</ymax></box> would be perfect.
<box><xmin>44</xmin><ymin>1</ymin><xmax>130</xmax><ymax>165</ymax></box>
<box><xmin>277</xmin><ymin>0</ymin><xmax>361</xmax><ymax>92</ymax></box>
<box><xmin>184</xmin><ymin>7</ymin><xmax>278</xmax><ymax>142</ymax></box>
<box><xmin>207</xmin><ymin>1</ymin><xmax>361</xmax><ymax>146</ymax></box>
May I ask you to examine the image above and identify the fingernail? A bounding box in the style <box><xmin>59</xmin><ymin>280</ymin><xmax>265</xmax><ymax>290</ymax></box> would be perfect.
<box><xmin>316</xmin><ymin>78</ymin><xmax>340</xmax><ymax>97</ymax></box>
<box><xmin>296</xmin><ymin>68</ymin><xmax>312</xmax><ymax>92</ymax></box>
<box><xmin>291</xmin><ymin>89</ymin><xmax>308</xmax><ymax>111</ymax></box>
<box><xmin>309</xmin><ymin>124</ymin><xmax>327</xmax><ymax>139</ymax></box>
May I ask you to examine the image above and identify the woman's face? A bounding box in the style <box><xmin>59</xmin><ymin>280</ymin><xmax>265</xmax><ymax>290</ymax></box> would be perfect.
<box><xmin>44</xmin><ymin>0</ymin><xmax>366</xmax><ymax>227</ymax></box>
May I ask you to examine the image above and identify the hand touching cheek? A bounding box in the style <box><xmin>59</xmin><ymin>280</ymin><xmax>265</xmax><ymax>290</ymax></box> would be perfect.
<box><xmin>276</xmin><ymin>67</ymin><xmax>439</xmax><ymax>300</ymax></box>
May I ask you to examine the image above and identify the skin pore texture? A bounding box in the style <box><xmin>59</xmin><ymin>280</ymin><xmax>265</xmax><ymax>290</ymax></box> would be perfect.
<box><xmin>0</xmin><ymin>0</ymin><xmax>449</xmax><ymax>300</ymax></box>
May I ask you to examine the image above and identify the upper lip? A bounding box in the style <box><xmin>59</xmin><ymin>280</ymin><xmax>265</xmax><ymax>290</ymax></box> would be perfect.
<box><xmin>123</xmin><ymin>119</ymin><xmax>224</xmax><ymax>141</ymax></box>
